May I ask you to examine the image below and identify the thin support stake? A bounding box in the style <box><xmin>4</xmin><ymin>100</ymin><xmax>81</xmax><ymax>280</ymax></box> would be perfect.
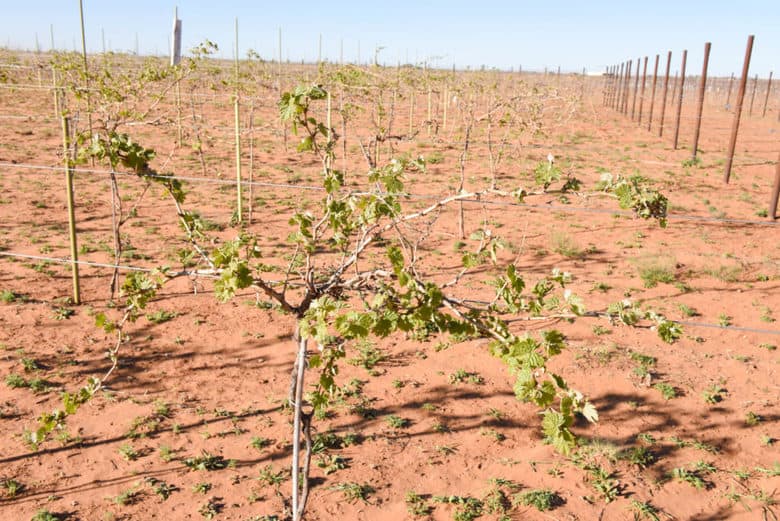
<box><xmin>647</xmin><ymin>54</ymin><xmax>659</xmax><ymax>131</ymax></box>
<box><xmin>748</xmin><ymin>73</ymin><xmax>758</xmax><ymax>116</ymax></box>
<box><xmin>638</xmin><ymin>57</ymin><xmax>648</xmax><ymax>125</ymax></box>
<box><xmin>770</xmin><ymin>152</ymin><xmax>780</xmax><ymax>220</ymax></box>
<box><xmin>631</xmin><ymin>58</ymin><xmax>640</xmax><ymax>119</ymax></box>
<box><xmin>724</xmin><ymin>35</ymin><xmax>754</xmax><ymax>183</ymax></box>
<box><xmin>673</xmin><ymin>50</ymin><xmax>687</xmax><ymax>150</ymax></box>
<box><xmin>61</xmin><ymin>116</ymin><xmax>81</xmax><ymax>305</ymax></box>
<box><xmin>78</xmin><ymin>0</ymin><xmax>93</xmax><ymax>139</ymax></box>
<box><xmin>658</xmin><ymin>51</ymin><xmax>671</xmax><ymax>137</ymax></box>
<box><xmin>690</xmin><ymin>42</ymin><xmax>711</xmax><ymax>161</ymax></box>
<box><xmin>762</xmin><ymin>71</ymin><xmax>773</xmax><ymax>117</ymax></box>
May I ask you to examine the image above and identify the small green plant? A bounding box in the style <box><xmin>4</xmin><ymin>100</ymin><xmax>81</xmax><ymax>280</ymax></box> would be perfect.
<box><xmin>112</xmin><ymin>485</ymin><xmax>140</xmax><ymax>505</ymax></box>
<box><xmin>146</xmin><ymin>477</ymin><xmax>176</xmax><ymax>500</ymax></box>
<box><xmin>677</xmin><ymin>303</ymin><xmax>699</xmax><ymax>317</ymax></box>
<box><xmin>629</xmin><ymin>499</ymin><xmax>662</xmax><ymax>521</ymax></box>
<box><xmin>30</xmin><ymin>510</ymin><xmax>60</xmax><ymax>521</ymax></box>
<box><xmin>331</xmin><ymin>482</ymin><xmax>375</xmax><ymax>503</ymax></box>
<box><xmin>198</xmin><ymin>498</ymin><xmax>222</xmax><ymax>519</ymax></box>
<box><xmin>515</xmin><ymin>489</ymin><xmax>563</xmax><ymax>511</ymax></box>
<box><xmin>448</xmin><ymin>369</ymin><xmax>484</xmax><ymax>385</ymax></box>
<box><xmin>145</xmin><ymin>310</ymin><xmax>178</xmax><ymax>324</ymax></box>
<box><xmin>184</xmin><ymin>451</ymin><xmax>231</xmax><ymax>471</ymax></box>
<box><xmin>702</xmin><ymin>385</ymin><xmax>726</xmax><ymax>404</ymax></box>
<box><xmin>653</xmin><ymin>383</ymin><xmax>678</xmax><ymax>400</ymax></box>
<box><xmin>118</xmin><ymin>443</ymin><xmax>139</xmax><ymax>461</ymax></box>
<box><xmin>671</xmin><ymin>461</ymin><xmax>715</xmax><ymax>489</ymax></box>
<box><xmin>347</xmin><ymin>340</ymin><xmax>387</xmax><ymax>371</ymax></box>
<box><xmin>250</xmin><ymin>436</ymin><xmax>272</xmax><ymax>451</ymax></box>
<box><xmin>3</xmin><ymin>478</ymin><xmax>23</xmax><ymax>498</ymax></box>
<box><xmin>433</xmin><ymin>495</ymin><xmax>484</xmax><ymax>521</ymax></box>
<box><xmin>316</xmin><ymin>454</ymin><xmax>348</xmax><ymax>475</ymax></box>
<box><xmin>257</xmin><ymin>465</ymin><xmax>286</xmax><ymax>487</ymax></box>
<box><xmin>385</xmin><ymin>414</ymin><xmax>410</xmax><ymax>429</ymax></box>
<box><xmin>745</xmin><ymin>411</ymin><xmax>762</xmax><ymax>426</ymax></box>
<box><xmin>551</xmin><ymin>232</ymin><xmax>582</xmax><ymax>258</ymax></box>
<box><xmin>158</xmin><ymin>444</ymin><xmax>174</xmax><ymax>462</ymax></box>
<box><xmin>192</xmin><ymin>482</ymin><xmax>212</xmax><ymax>494</ymax></box>
<box><xmin>618</xmin><ymin>446</ymin><xmax>656</xmax><ymax>469</ymax></box>
<box><xmin>405</xmin><ymin>491</ymin><xmax>433</xmax><ymax>516</ymax></box>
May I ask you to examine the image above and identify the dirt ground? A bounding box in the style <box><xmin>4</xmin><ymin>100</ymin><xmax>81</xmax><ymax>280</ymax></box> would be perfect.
<box><xmin>0</xmin><ymin>54</ymin><xmax>779</xmax><ymax>521</ymax></box>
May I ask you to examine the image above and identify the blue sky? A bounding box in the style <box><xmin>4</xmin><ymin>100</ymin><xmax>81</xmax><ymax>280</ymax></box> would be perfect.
<box><xmin>3</xmin><ymin>1</ymin><xmax>778</xmax><ymax>76</ymax></box>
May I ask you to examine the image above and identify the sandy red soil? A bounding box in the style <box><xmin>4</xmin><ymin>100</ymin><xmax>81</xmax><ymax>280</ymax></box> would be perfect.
<box><xmin>0</xmin><ymin>53</ymin><xmax>779</xmax><ymax>521</ymax></box>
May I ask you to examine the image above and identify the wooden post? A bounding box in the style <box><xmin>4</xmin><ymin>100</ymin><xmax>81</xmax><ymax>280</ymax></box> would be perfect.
<box><xmin>615</xmin><ymin>62</ymin><xmax>624</xmax><ymax>110</ymax></box>
<box><xmin>647</xmin><ymin>54</ymin><xmax>660</xmax><ymax>131</ymax></box>
<box><xmin>61</xmin><ymin>116</ymin><xmax>81</xmax><ymax>305</ymax></box>
<box><xmin>658</xmin><ymin>51</ymin><xmax>672</xmax><ymax>137</ymax></box>
<box><xmin>638</xmin><ymin>56</ymin><xmax>648</xmax><ymax>125</ymax></box>
<box><xmin>631</xmin><ymin>58</ymin><xmax>640</xmax><ymax>119</ymax></box>
<box><xmin>690</xmin><ymin>42</ymin><xmax>711</xmax><ymax>161</ymax></box>
<box><xmin>673</xmin><ymin>50</ymin><xmax>688</xmax><ymax>150</ymax></box>
<box><xmin>748</xmin><ymin>74</ymin><xmax>759</xmax><ymax>116</ymax></box>
<box><xmin>770</xmin><ymin>153</ymin><xmax>780</xmax><ymax>220</ymax></box>
<box><xmin>724</xmin><ymin>35</ymin><xmax>754</xmax><ymax>184</ymax></box>
<box><xmin>762</xmin><ymin>71</ymin><xmax>773</xmax><ymax>117</ymax></box>
<box><xmin>234</xmin><ymin>18</ymin><xmax>243</xmax><ymax>223</ymax></box>
<box><xmin>623</xmin><ymin>60</ymin><xmax>632</xmax><ymax>113</ymax></box>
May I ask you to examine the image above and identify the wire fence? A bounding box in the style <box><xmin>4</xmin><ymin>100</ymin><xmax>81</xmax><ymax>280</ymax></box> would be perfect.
<box><xmin>1</xmin><ymin>249</ymin><xmax>778</xmax><ymax>337</ymax></box>
<box><xmin>2</xmin><ymin>160</ymin><xmax>780</xmax><ymax>226</ymax></box>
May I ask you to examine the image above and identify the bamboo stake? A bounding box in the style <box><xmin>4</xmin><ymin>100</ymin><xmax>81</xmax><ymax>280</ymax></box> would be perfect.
<box><xmin>61</xmin><ymin>116</ymin><xmax>81</xmax><ymax>305</ymax></box>
<box><xmin>234</xmin><ymin>18</ymin><xmax>243</xmax><ymax>224</ymax></box>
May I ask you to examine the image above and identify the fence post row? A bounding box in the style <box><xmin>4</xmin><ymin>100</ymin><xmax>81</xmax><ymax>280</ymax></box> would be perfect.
<box><xmin>724</xmin><ymin>35</ymin><xmax>754</xmax><ymax>184</ymax></box>
<box><xmin>690</xmin><ymin>42</ymin><xmax>711</xmax><ymax>161</ymax></box>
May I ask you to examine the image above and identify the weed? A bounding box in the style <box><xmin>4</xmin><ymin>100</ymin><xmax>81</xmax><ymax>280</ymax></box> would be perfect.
<box><xmin>118</xmin><ymin>443</ymin><xmax>139</xmax><ymax>461</ymax></box>
<box><xmin>257</xmin><ymin>465</ymin><xmax>286</xmax><ymax>486</ymax></box>
<box><xmin>250</xmin><ymin>436</ymin><xmax>272</xmax><ymax>451</ymax></box>
<box><xmin>702</xmin><ymin>385</ymin><xmax>726</xmax><ymax>404</ymax></box>
<box><xmin>745</xmin><ymin>412</ymin><xmax>762</xmax><ymax>426</ymax></box>
<box><xmin>629</xmin><ymin>499</ymin><xmax>662</xmax><ymax>521</ymax></box>
<box><xmin>192</xmin><ymin>482</ymin><xmax>212</xmax><ymax>494</ymax></box>
<box><xmin>618</xmin><ymin>446</ymin><xmax>656</xmax><ymax>469</ymax></box>
<box><xmin>331</xmin><ymin>482</ymin><xmax>374</xmax><ymax>503</ymax></box>
<box><xmin>3</xmin><ymin>478</ymin><xmax>23</xmax><ymax>497</ymax></box>
<box><xmin>405</xmin><ymin>491</ymin><xmax>433</xmax><ymax>516</ymax></box>
<box><xmin>31</xmin><ymin>510</ymin><xmax>60</xmax><ymax>521</ymax></box>
<box><xmin>385</xmin><ymin>415</ymin><xmax>410</xmax><ymax>429</ymax></box>
<box><xmin>449</xmin><ymin>369</ymin><xmax>484</xmax><ymax>385</ymax></box>
<box><xmin>316</xmin><ymin>454</ymin><xmax>349</xmax><ymax>475</ymax></box>
<box><xmin>433</xmin><ymin>495</ymin><xmax>484</xmax><ymax>521</ymax></box>
<box><xmin>347</xmin><ymin>340</ymin><xmax>386</xmax><ymax>370</ymax></box>
<box><xmin>653</xmin><ymin>383</ymin><xmax>678</xmax><ymax>400</ymax></box>
<box><xmin>516</xmin><ymin>489</ymin><xmax>563</xmax><ymax>511</ymax></box>
<box><xmin>184</xmin><ymin>451</ymin><xmax>231</xmax><ymax>471</ymax></box>
<box><xmin>551</xmin><ymin>233</ymin><xmax>582</xmax><ymax>258</ymax></box>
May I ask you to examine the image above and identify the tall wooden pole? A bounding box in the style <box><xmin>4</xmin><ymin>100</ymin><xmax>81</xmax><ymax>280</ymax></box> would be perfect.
<box><xmin>672</xmin><ymin>50</ymin><xmax>688</xmax><ymax>150</ymax></box>
<box><xmin>690</xmin><ymin>42</ymin><xmax>711</xmax><ymax>161</ymax></box>
<box><xmin>724</xmin><ymin>35</ymin><xmax>754</xmax><ymax>183</ymax></box>
<box><xmin>658</xmin><ymin>51</ymin><xmax>672</xmax><ymax>137</ymax></box>
<box><xmin>234</xmin><ymin>18</ymin><xmax>243</xmax><ymax>223</ymax></box>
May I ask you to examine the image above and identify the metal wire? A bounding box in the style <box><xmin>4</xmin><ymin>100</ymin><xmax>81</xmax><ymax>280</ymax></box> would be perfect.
<box><xmin>1</xmin><ymin>250</ymin><xmax>778</xmax><ymax>337</ymax></box>
<box><xmin>2</xmin><ymin>160</ymin><xmax>779</xmax><ymax>226</ymax></box>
